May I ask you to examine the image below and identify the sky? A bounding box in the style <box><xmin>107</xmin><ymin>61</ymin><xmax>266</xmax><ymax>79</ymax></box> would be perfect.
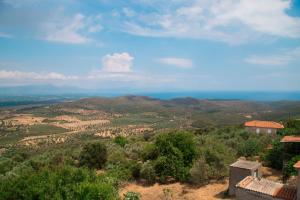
<box><xmin>0</xmin><ymin>0</ymin><xmax>300</xmax><ymax>92</ymax></box>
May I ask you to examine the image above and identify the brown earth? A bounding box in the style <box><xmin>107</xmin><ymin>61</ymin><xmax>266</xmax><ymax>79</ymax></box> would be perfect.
<box><xmin>60</xmin><ymin>108</ymin><xmax>103</xmax><ymax>115</ymax></box>
<box><xmin>119</xmin><ymin>166</ymin><xmax>282</xmax><ymax>200</ymax></box>
<box><xmin>261</xmin><ymin>166</ymin><xmax>282</xmax><ymax>183</ymax></box>
<box><xmin>19</xmin><ymin>130</ymin><xmax>79</xmax><ymax>147</ymax></box>
<box><xmin>119</xmin><ymin>180</ymin><xmax>233</xmax><ymax>200</ymax></box>
<box><xmin>51</xmin><ymin>115</ymin><xmax>110</xmax><ymax>131</ymax></box>
<box><xmin>3</xmin><ymin>114</ymin><xmax>45</xmax><ymax>126</ymax></box>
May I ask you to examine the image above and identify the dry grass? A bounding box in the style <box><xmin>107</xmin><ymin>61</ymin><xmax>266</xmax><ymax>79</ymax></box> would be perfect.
<box><xmin>120</xmin><ymin>180</ymin><xmax>232</xmax><ymax>200</ymax></box>
<box><xmin>19</xmin><ymin>130</ymin><xmax>79</xmax><ymax>147</ymax></box>
<box><xmin>51</xmin><ymin>115</ymin><xmax>110</xmax><ymax>131</ymax></box>
<box><xmin>3</xmin><ymin>114</ymin><xmax>45</xmax><ymax>126</ymax></box>
<box><xmin>119</xmin><ymin>166</ymin><xmax>283</xmax><ymax>200</ymax></box>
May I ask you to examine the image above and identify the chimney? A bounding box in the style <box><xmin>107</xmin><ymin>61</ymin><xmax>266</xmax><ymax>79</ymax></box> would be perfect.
<box><xmin>293</xmin><ymin>161</ymin><xmax>300</xmax><ymax>200</ymax></box>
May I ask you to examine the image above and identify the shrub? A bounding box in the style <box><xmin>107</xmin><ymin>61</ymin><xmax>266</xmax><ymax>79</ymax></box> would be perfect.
<box><xmin>0</xmin><ymin>157</ymin><xmax>16</xmax><ymax>174</ymax></box>
<box><xmin>237</xmin><ymin>138</ymin><xmax>261</xmax><ymax>157</ymax></box>
<box><xmin>189</xmin><ymin>157</ymin><xmax>209</xmax><ymax>184</ymax></box>
<box><xmin>197</xmin><ymin>137</ymin><xmax>235</xmax><ymax>181</ymax></box>
<box><xmin>140</xmin><ymin>161</ymin><xmax>156</xmax><ymax>184</ymax></box>
<box><xmin>75</xmin><ymin>181</ymin><xmax>118</xmax><ymax>200</ymax></box>
<box><xmin>114</xmin><ymin>136</ymin><xmax>128</xmax><ymax>147</ymax></box>
<box><xmin>264</xmin><ymin>140</ymin><xmax>284</xmax><ymax>170</ymax></box>
<box><xmin>107</xmin><ymin>148</ymin><xmax>127</xmax><ymax>167</ymax></box>
<box><xmin>141</xmin><ymin>132</ymin><xmax>197</xmax><ymax>182</ymax></box>
<box><xmin>79</xmin><ymin>142</ymin><xmax>107</xmax><ymax>169</ymax></box>
<box><xmin>130</xmin><ymin>162</ymin><xmax>141</xmax><ymax>179</ymax></box>
<box><xmin>283</xmin><ymin>155</ymin><xmax>300</xmax><ymax>178</ymax></box>
<box><xmin>141</xmin><ymin>143</ymin><xmax>157</xmax><ymax>161</ymax></box>
<box><xmin>154</xmin><ymin>132</ymin><xmax>197</xmax><ymax>166</ymax></box>
<box><xmin>0</xmin><ymin>166</ymin><xmax>118</xmax><ymax>200</ymax></box>
<box><xmin>123</xmin><ymin>191</ymin><xmax>141</xmax><ymax>200</ymax></box>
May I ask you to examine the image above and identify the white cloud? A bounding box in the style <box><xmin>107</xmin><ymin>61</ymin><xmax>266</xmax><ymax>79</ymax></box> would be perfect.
<box><xmin>45</xmin><ymin>13</ymin><xmax>102</xmax><ymax>44</ymax></box>
<box><xmin>158</xmin><ymin>57</ymin><xmax>193</xmax><ymax>68</ymax></box>
<box><xmin>122</xmin><ymin>7</ymin><xmax>136</xmax><ymax>17</ymax></box>
<box><xmin>2</xmin><ymin>0</ymin><xmax>37</xmax><ymax>7</ymax></box>
<box><xmin>0</xmin><ymin>70</ymin><xmax>78</xmax><ymax>80</ymax></box>
<box><xmin>88</xmin><ymin>24</ymin><xmax>103</xmax><ymax>33</ymax></box>
<box><xmin>246</xmin><ymin>46</ymin><xmax>300</xmax><ymax>66</ymax></box>
<box><xmin>120</xmin><ymin>0</ymin><xmax>300</xmax><ymax>43</ymax></box>
<box><xmin>101</xmin><ymin>52</ymin><xmax>134</xmax><ymax>73</ymax></box>
<box><xmin>209</xmin><ymin>0</ymin><xmax>300</xmax><ymax>38</ymax></box>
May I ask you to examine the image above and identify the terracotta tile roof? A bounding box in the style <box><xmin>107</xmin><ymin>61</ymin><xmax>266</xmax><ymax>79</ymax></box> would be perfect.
<box><xmin>230</xmin><ymin>160</ymin><xmax>261</xmax><ymax>170</ymax></box>
<box><xmin>244</xmin><ymin>120</ymin><xmax>284</xmax><ymax>129</ymax></box>
<box><xmin>236</xmin><ymin>176</ymin><xmax>254</xmax><ymax>188</ymax></box>
<box><xmin>274</xmin><ymin>186</ymin><xmax>297</xmax><ymax>200</ymax></box>
<box><xmin>281</xmin><ymin>136</ymin><xmax>300</xmax><ymax>143</ymax></box>
<box><xmin>236</xmin><ymin>176</ymin><xmax>296</xmax><ymax>200</ymax></box>
<box><xmin>293</xmin><ymin>160</ymin><xmax>300</xmax><ymax>169</ymax></box>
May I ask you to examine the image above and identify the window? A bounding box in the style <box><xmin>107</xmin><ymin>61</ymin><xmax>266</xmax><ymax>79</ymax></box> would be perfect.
<box><xmin>254</xmin><ymin>171</ymin><xmax>258</xmax><ymax>178</ymax></box>
<box><xmin>254</xmin><ymin>170</ymin><xmax>258</xmax><ymax>178</ymax></box>
<box><xmin>268</xmin><ymin>129</ymin><xmax>272</xmax><ymax>134</ymax></box>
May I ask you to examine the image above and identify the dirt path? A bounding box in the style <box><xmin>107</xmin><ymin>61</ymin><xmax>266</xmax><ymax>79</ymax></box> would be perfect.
<box><xmin>19</xmin><ymin>130</ymin><xmax>80</xmax><ymax>146</ymax></box>
<box><xmin>120</xmin><ymin>180</ymin><xmax>233</xmax><ymax>200</ymax></box>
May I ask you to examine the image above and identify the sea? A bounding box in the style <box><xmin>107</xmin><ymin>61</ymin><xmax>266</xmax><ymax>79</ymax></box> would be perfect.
<box><xmin>136</xmin><ymin>91</ymin><xmax>300</xmax><ymax>101</ymax></box>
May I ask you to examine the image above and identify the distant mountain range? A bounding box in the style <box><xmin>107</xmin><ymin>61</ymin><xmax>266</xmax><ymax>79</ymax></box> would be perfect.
<box><xmin>0</xmin><ymin>85</ymin><xmax>86</xmax><ymax>96</ymax></box>
<box><xmin>1</xmin><ymin>85</ymin><xmax>300</xmax><ymax>101</ymax></box>
<box><xmin>57</xmin><ymin>96</ymin><xmax>300</xmax><ymax>126</ymax></box>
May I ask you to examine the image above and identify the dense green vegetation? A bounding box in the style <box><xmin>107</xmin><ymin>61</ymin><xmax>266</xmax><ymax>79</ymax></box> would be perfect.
<box><xmin>0</xmin><ymin>125</ymin><xmax>278</xmax><ymax>199</ymax></box>
<box><xmin>264</xmin><ymin>120</ymin><xmax>300</xmax><ymax>178</ymax></box>
<box><xmin>79</xmin><ymin>142</ymin><xmax>108</xmax><ymax>169</ymax></box>
<box><xmin>0</xmin><ymin>166</ymin><xmax>118</xmax><ymax>200</ymax></box>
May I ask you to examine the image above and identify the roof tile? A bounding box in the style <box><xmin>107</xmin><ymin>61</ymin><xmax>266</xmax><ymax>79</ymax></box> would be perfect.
<box><xmin>236</xmin><ymin>176</ymin><xmax>296</xmax><ymax>200</ymax></box>
<box><xmin>293</xmin><ymin>160</ymin><xmax>300</xmax><ymax>169</ymax></box>
<box><xmin>245</xmin><ymin>120</ymin><xmax>284</xmax><ymax>129</ymax></box>
<box><xmin>281</xmin><ymin>136</ymin><xmax>300</xmax><ymax>143</ymax></box>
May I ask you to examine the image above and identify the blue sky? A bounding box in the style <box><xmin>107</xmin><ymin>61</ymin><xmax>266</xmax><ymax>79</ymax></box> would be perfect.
<box><xmin>0</xmin><ymin>0</ymin><xmax>300</xmax><ymax>92</ymax></box>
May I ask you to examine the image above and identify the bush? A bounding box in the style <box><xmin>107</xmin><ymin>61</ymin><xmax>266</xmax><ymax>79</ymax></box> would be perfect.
<box><xmin>79</xmin><ymin>142</ymin><xmax>107</xmax><ymax>169</ymax></box>
<box><xmin>264</xmin><ymin>140</ymin><xmax>284</xmax><ymax>170</ymax></box>
<box><xmin>140</xmin><ymin>161</ymin><xmax>156</xmax><ymax>184</ymax></box>
<box><xmin>123</xmin><ymin>191</ymin><xmax>141</xmax><ymax>200</ymax></box>
<box><xmin>154</xmin><ymin>132</ymin><xmax>197</xmax><ymax>166</ymax></box>
<box><xmin>154</xmin><ymin>154</ymin><xmax>188</xmax><ymax>183</ymax></box>
<box><xmin>114</xmin><ymin>136</ymin><xmax>128</xmax><ymax>147</ymax></box>
<box><xmin>141</xmin><ymin>131</ymin><xmax>197</xmax><ymax>182</ymax></box>
<box><xmin>237</xmin><ymin>138</ymin><xmax>261</xmax><ymax>157</ymax></box>
<box><xmin>189</xmin><ymin>157</ymin><xmax>209</xmax><ymax>184</ymax></box>
<box><xmin>0</xmin><ymin>157</ymin><xmax>16</xmax><ymax>174</ymax></box>
<box><xmin>203</xmin><ymin>147</ymin><xmax>231</xmax><ymax>179</ymax></box>
<box><xmin>196</xmin><ymin>137</ymin><xmax>235</xmax><ymax>181</ymax></box>
<box><xmin>130</xmin><ymin>162</ymin><xmax>141</xmax><ymax>179</ymax></box>
<box><xmin>283</xmin><ymin>155</ymin><xmax>300</xmax><ymax>178</ymax></box>
<box><xmin>0</xmin><ymin>166</ymin><xmax>118</xmax><ymax>200</ymax></box>
<box><xmin>141</xmin><ymin>143</ymin><xmax>157</xmax><ymax>161</ymax></box>
<box><xmin>75</xmin><ymin>181</ymin><xmax>118</xmax><ymax>200</ymax></box>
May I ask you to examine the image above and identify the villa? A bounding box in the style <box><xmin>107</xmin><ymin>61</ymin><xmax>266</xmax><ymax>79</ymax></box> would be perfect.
<box><xmin>245</xmin><ymin>120</ymin><xmax>284</xmax><ymax>134</ymax></box>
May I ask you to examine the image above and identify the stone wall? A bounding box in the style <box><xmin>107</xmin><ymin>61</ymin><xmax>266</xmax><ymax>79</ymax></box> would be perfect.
<box><xmin>229</xmin><ymin>167</ymin><xmax>253</xmax><ymax>195</ymax></box>
<box><xmin>246</xmin><ymin>127</ymin><xmax>277</xmax><ymax>134</ymax></box>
